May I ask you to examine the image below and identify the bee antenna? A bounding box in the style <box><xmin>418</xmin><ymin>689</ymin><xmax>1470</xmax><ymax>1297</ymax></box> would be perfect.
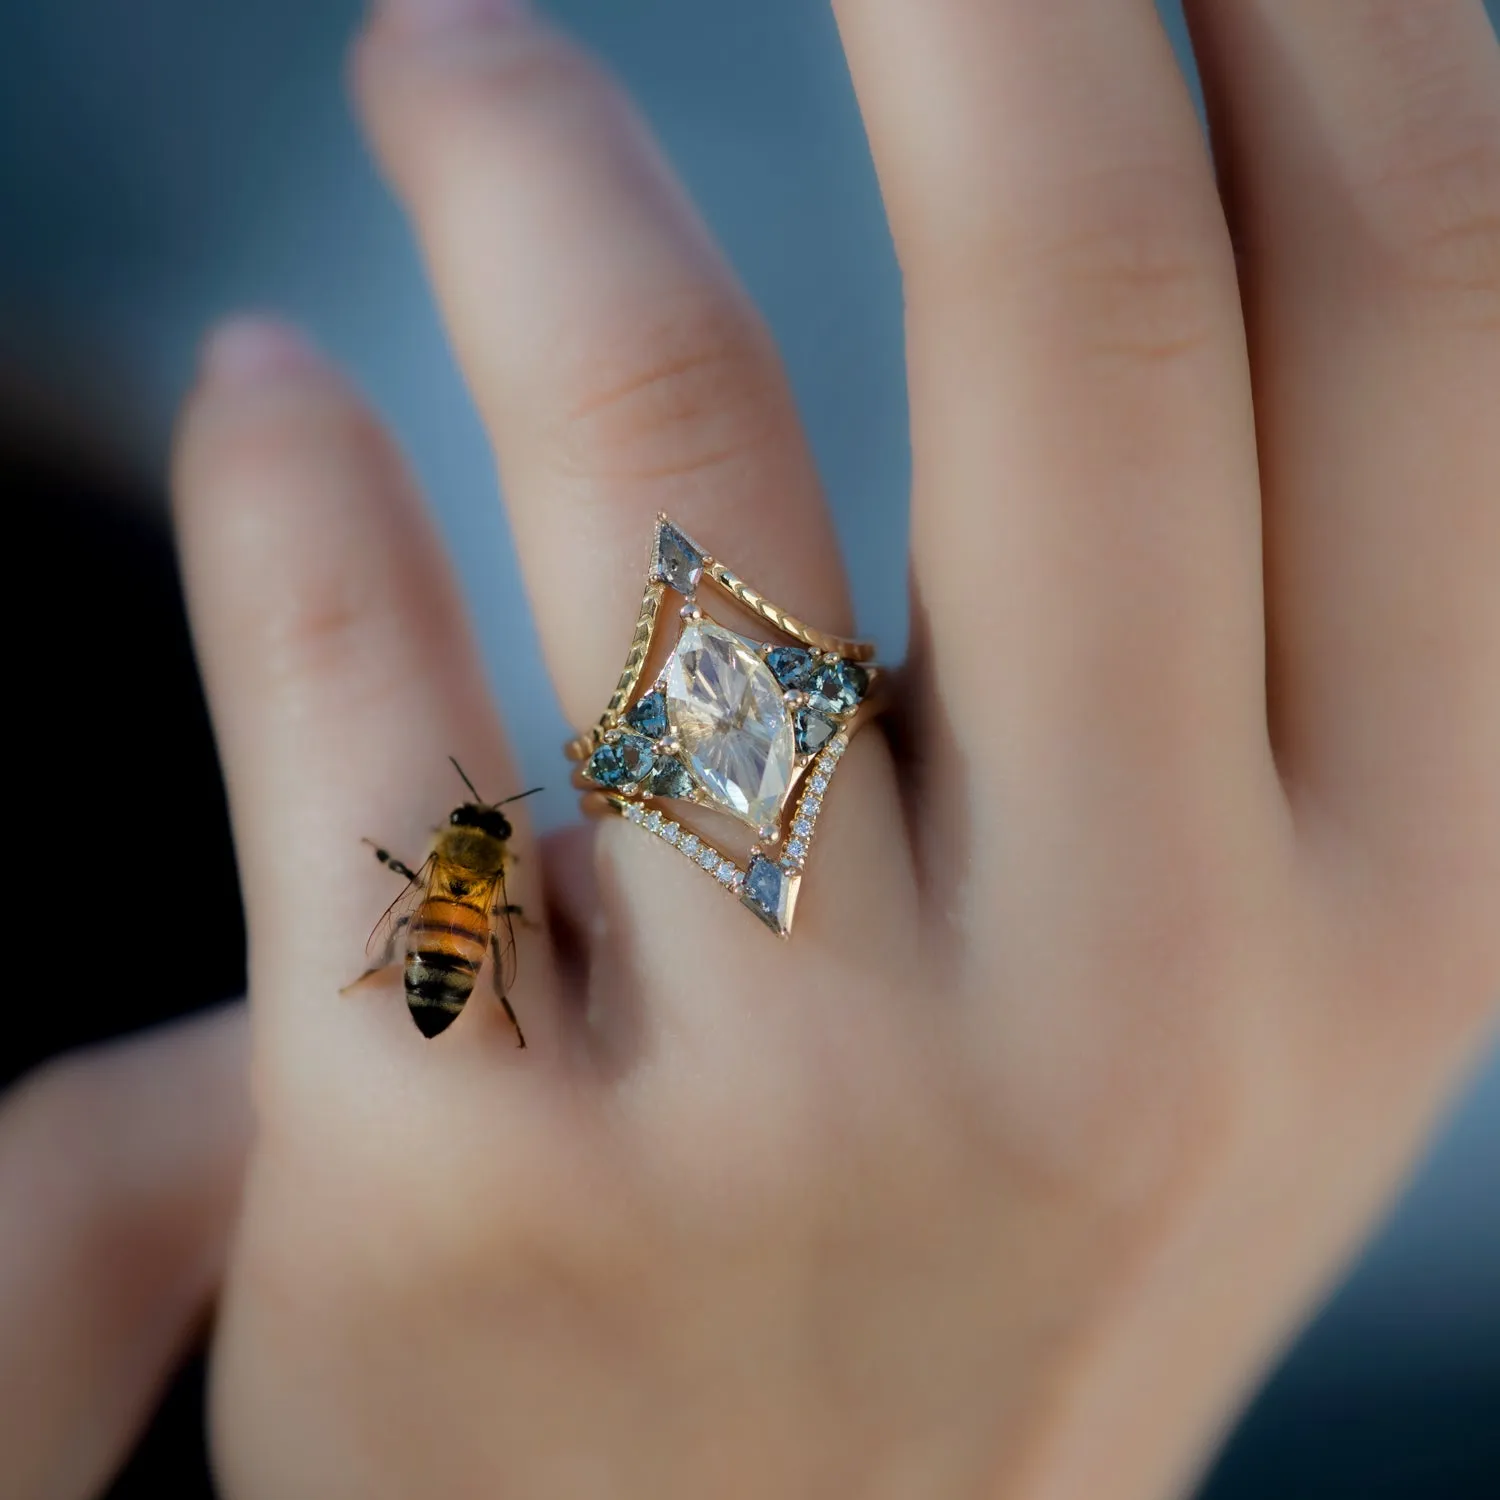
<box><xmin>497</xmin><ymin>786</ymin><xmax>545</xmax><ymax>807</ymax></box>
<box><xmin>448</xmin><ymin>756</ymin><xmax>483</xmax><ymax>803</ymax></box>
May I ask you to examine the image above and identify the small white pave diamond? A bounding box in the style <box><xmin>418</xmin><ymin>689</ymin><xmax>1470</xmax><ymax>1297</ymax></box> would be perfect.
<box><xmin>624</xmin><ymin>805</ymin><xmax>749</xmax><ymax>894</ymax></box>
<box><xmin>767</xmin><ymin>713</ymin><xmax>857</xmax><ymax>878</ymax></box>
<box><xmin>621</xmin><ymin>804</ymin><xmax>748</xmax><ymax>897</ymax></box>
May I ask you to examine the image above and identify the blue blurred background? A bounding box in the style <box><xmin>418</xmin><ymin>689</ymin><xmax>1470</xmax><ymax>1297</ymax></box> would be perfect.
<box><xmin>1</xmin><ymin>2</ymin><xmax>1496</xmax><ymax>1494</ymax></box>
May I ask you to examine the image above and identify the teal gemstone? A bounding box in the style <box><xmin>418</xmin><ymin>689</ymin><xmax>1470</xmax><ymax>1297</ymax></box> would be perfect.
<box><xmin>839</xmin><ymin>661</ymin><xmax>869</xmax><ymax>703</ymax></box>
<box><xmin>650</xmin><ymin>757</ymin><xmax>694</xmax><ymax>799</ymax></box>
<box><xmin>766</xmin><ymin>645</ymin><xmax>816</xmax><ymax>689</ymax></box>
<box><xmin>809</xmin><ymin>659</ymin><xmax>868</xmax><ymax>714</ymax></box>
<box><xmin>585</xmin><ymin>733</ymin><xmax>655</xmax><ymax>789</ymax></box>
<box><xmin>795</xmin><ymin>708</ymin><xmax>837</xmax><ymax>754</ymax></box>
<box><xmin>626</xmin><ymin>690</ymin><xmax>669</xmax><ymax>740</ymax></box>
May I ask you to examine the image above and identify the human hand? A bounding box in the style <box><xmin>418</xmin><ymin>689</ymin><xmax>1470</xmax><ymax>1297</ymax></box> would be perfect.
<box><xmin>6</xmin><ymin>2</ymin><xmax>1497</xmax><ymax>1497</ymax></box>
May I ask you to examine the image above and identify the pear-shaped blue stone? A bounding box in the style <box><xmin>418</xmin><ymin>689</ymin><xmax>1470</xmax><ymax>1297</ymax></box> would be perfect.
<box><xmin>625</xmin><ymin>690</ymin><xmax>669</xmax><ymax>739</ymax></box>
<box><xmin>795</xmin><ymin>708</ymin><xmax>837</xmax><ymax>754</ymax></box>
<box><xmin>585</xmin><ymin>733</ymin><xmax>655</xmax><ymax>789</ymax></box>
<box><xmin>650</xmin><ymin>757</ymin><xmax>694</xmax><ymax>799</ymax></box>
<box><xmin>808</xmin><ymin>659</ymin><xmax>868</xmax><ymax>714</ymax></box>
<box><xmin>766</xmin><ymin>645</ymin><xmax>816</xmax><ymax>690</ymax></box>
<box><xmin>839</xmin><ymin>661</ymin><xmax>869</xmax><ymax>703</ymax></box>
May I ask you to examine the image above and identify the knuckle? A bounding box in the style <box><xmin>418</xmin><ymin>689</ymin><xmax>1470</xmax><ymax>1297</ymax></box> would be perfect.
<box><xmin>1370</xmin><ymin>131</ymin><xmax>1500</xmax><ymax>328</ymax></box>
<box><xmin>550</xmin><ymin>291</ymin><xmax>788</xmax><ymax>485</ymax></box>
<box><xmin>1041</xmin><ymin>170</ymin><xmax>1226</xmax><ymax>369</ymax></box>
<box><xmin>918</xmin><ymin>164</ymin><xmax>1227</xmax><ymax>373</ymax></box>
<box><xmin>1346</xmin><ymin>4</ymin><xmax>1500</xmax><ymax>325</ymax></box>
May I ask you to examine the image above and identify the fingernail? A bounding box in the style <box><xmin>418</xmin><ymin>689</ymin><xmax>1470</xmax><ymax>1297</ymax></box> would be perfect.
<box><xmin>376</xmin><ymin>0</ymin><xmax>529</xmax><ymax>36</ymax></box>
<box><xmin>200</xmin><ymin>317</ymin><xmax>323</xmax><ymax>387</ymax></box>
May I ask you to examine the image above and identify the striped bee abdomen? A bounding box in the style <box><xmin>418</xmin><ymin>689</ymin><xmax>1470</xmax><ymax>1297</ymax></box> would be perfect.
<box><xmin>403</xmin><ymin>894</ymin><xmax>489</xmax><ymax>1038</ymax></box>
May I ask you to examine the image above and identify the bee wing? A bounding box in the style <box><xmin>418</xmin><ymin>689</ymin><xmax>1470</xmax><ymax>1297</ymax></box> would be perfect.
<box><xmin>366</xmin><ymin>854</ymin><xmax>434</xmax><ymax>960</ymax></box>
<box><xmin>487</xmin><ymin>868</ymin><xmax>521</xmax><ymax>1003</ymax></box>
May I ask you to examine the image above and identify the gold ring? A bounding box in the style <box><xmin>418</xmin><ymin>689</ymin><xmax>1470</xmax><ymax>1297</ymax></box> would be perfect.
<box><xmin>566</xmin><ymin>514</ymin><xmax>881</xmax><ymax>936</ymax></box>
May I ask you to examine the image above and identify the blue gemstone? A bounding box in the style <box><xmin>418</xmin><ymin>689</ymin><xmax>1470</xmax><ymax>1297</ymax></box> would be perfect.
<box><xmin>650</xmin><ymin>757</ymin><xmax>694</xmax><ymax>799</ymax></box>
<box><xmin>655</xmin><ymin>522</ymin><xmax>704</xmax><ymax>594</ymax></box>
<box><xmin>766</xmin><ymin>645</ymin><xmax>816</xmax><ymax>689</ymax></box>
<box><xmin>795</xmin><ymin>708</ymin><xmax>837</xmax><ymax>754</ymax></box>
<box><xmin>626</xmin><ymin>690</ymin><xmax>669</xmax><ymax>739</ymax></box>
<box><xmin>743</xmin><ymin>855</ymin><xmax>786</xmax><ymax>931</ymax></box>
<box><xmin>585</xmin><ymin>733</ymin><xmax>656</xmax><ymax>788</ymax></box>
<box><xmin>839</xmin><ymin>661</ymin><xmax>869</xmax><ymax>703</ymax></box>
<box><xmin>809</xmin><ymin>659</ymin><xmax>868</xmax><ymax>714</ymax></box>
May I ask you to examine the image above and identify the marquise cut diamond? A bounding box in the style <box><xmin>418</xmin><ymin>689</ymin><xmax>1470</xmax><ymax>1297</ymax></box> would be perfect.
<box><xmin>665</xmin><ymin>620</ymin><xmax>794</xmax><ymax>829</ymax></box>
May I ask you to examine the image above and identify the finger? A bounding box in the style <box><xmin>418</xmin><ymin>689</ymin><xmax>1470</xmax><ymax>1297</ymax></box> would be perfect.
<box><xmin>0</xmin><ymin>1005</ymin><xmax>249</xmax><ymax>1500</ymax></box>
<box><xmin>832</xmin><ymin>0</ymin><xmax>1276</xmax><ymax>886</ymax></box>
<box><xmin>1185</xmin><ymin>1</ymin><xmax>1500</xmax><ymax>876</ymax></box>
<box><xmin>353</xmin><ymin>2</ymin><xmax>853</xmax><ymax>732</ymax></box>
<box><xmin>172</xmin><ymin>319</ymin><xmax>559</xmax><ymax>1080</ymax></box>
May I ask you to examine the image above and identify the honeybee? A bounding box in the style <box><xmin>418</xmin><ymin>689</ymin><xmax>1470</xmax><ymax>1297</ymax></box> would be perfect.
<box><xmin>344</xmin><ymin>759</ymin><xmax>541</xmax><ymax>1045</ymax></box>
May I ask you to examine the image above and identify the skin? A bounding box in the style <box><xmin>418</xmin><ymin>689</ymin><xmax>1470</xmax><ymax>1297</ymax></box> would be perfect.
<box><xmin>2</xmin><ymin>1</ymin><xmax>1497</xmax><ymax>1497</ymax></box>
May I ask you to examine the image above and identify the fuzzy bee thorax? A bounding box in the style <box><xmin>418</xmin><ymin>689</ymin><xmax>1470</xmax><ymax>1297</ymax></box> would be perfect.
<box><xmin>432</xmin><ymin>825</ymin><xmax>508</xmax><ymax>877</ymax></box>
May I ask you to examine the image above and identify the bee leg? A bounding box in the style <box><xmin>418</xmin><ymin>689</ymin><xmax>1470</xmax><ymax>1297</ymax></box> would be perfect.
<box><xmin>497</xmin><ymin>901</ymin><xmax>540</xmax><ymax>933</ymax></box>
<box><xmin>362</xmin><ymin>838</ymin><xmax>419</xmax><ymax>883</ymax></box>
<box><xmin>341</xmin><ymin>915</ymin><xmax>411</xmax><ymax>994</ymax></box>
<box><xmin>340</xmin><ymin>963</ymin><xmax>397</xmax><ymax>995</ymax></box>
<box><xmin>489</xmin><ymin>931</ymin><xmax>527</xmax><ymax>1049</ymax></box>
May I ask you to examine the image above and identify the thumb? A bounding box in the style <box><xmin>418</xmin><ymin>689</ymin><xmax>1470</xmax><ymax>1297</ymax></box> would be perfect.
<box><xmin>0</xmin><ymin>1004</ymin><xmax>250</xmax><ymax>1500</ymax></box>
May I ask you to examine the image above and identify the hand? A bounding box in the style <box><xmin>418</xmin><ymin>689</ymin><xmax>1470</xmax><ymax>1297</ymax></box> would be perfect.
<box><xmin>5</xmin><ymin>2</ymin><xmax>1496</xmax><ymax>1497</ymax></box>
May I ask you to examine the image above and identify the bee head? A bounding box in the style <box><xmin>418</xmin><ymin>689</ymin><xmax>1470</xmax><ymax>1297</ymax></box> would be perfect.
<box><xmin>450</xmin><ymin>803</ymin><xmax>513</xmax><ymax>842</ymax></box>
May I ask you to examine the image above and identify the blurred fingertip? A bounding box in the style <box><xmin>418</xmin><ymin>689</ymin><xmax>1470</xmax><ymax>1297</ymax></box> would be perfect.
<box><xmin>199</xmin><ymin>315</ymin><xmax>327</xmax><ymax>389</ymax></box>
<box><xmin>372</xmin><ymin>0</ymin><xmax>531</xmax><ymax>39</ymax></box>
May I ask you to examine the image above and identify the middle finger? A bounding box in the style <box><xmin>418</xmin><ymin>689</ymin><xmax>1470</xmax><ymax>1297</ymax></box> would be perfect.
<box><xmin>835</xmin><ymin>0</ymin><xmax>1279</xmax><ymax>897</ymax></box>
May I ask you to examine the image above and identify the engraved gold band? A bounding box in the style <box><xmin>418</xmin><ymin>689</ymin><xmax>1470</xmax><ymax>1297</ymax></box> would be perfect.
<box><xmin>564</xmin><ymin>514</ymin><xmax>881</xmax><ymax>935</ymax></box>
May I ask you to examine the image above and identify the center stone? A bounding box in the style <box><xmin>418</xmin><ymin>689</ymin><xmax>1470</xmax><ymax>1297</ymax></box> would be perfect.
<box><xmin>665</xmin><ymin>620</ymin><xmax>794</xmax><ymax>829</ymax></box>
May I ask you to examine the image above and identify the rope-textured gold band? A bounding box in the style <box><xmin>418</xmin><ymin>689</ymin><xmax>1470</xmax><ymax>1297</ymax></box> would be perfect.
<box><xmin>564</xmin><ymin>577</ymin><xmax>665</xmax><ymax>762</ymax></box>
<box><xmin>701</xmin><ymin>560</ymin><xmax>876</xmax><ymax>663</ymax></box>
<box><xmin>563</xmin><ymin>517</ymin><xmax>876</xmax><ymax>762</ymax></box>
